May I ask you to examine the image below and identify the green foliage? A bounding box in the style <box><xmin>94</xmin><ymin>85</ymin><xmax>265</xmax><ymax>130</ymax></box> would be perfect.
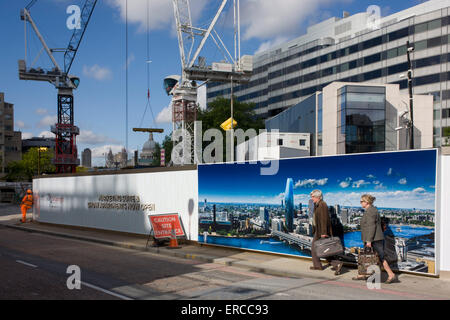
<box><xmin>197</xmin><ymin>97</ymin><xmax>264</xmax><ymax>161</ymax></box>
<box><xmin>161</xmin><ymin>134</ymin><xmax>173</xmax><ymax>165</ymax></box>
<box><xmin>197</xmin><ymin>97</ymin><xmax>264</xmax><ymax>133</ymax></box>
<box><xmin>4</xmin><ymin>148</ymin><xmax>55</xmax><ymax>181</ymax></box>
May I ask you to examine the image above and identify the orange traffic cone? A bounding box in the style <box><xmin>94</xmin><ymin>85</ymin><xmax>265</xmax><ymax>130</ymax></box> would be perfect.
<box><xmin>168</xmin><ymin>223</ymin><xmax>181</xmax><ymax>249</ymax></box>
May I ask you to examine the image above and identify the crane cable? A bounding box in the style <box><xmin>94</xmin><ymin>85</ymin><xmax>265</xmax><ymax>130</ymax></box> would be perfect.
<box><xmin>138</xmin><ymin>0</ymin><xmax>156</xmax><ymax>128</ymax></box>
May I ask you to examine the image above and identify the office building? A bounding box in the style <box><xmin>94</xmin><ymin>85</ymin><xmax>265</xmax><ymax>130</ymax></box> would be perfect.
<box><xmin>0</xmin><ymin>92</ymin><xmax>22</xmax><ymax>176</ymax></box>
<box><xmin>81</xmin><ymin>148</ymin><xmax>92</xmax><ymax>168</ymax></box>
<box><xmin>22</xmin><ymin>137</ymin><xmax>56</xmax><ymax>154</ymax></box>
<box><xmin>207</xmin><ymin>0</ymin><xmax>450</xmax><ymax>147</ymax></box>
<box><xmin>236</xmin><ymin>131</ymin><xmax>311</xmax><ymax>161</ymax></box>
<box><xmin>259</xmin><ymin>207</ymin><xmax>269</xmax><ymax>224</ymax></box>
<box><xmin>284</xmin><ymin>178</ymin><xmax>294</xmax><ymax>232</ymax></box>
<box><xmin>265</xmin><ymin>82</ymin><xmax>433</xmax><ymax>156</ymax></box>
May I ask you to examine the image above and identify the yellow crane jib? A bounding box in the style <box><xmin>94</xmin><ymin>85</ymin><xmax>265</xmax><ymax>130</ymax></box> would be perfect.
<box><xmin>220</xmin><ymin>118</ymin><xmax>237</xmax><ymax>131</ymax></box>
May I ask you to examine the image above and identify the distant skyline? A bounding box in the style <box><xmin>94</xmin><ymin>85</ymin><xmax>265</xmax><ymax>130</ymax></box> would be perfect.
<box><xmin>198</xmin><ymin>150</ymin><xmax>437</xmax><ymax>210</ymax></box>
<box><xmin>0</xmin><ymin>0</ymin><xmax>430</xmax><ymax>166</ymax></box>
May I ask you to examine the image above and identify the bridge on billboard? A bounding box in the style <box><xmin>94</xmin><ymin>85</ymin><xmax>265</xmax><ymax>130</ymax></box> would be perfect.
<box><xmin>271</xmin><ymin>230</ymin><xmax>313</xmax><ymax>251</ymax></box>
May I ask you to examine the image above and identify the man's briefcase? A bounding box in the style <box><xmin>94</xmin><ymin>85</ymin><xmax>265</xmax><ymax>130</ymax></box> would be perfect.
<box><xmin>315</xmin><ymin>237</ymin><xmax>344</xmax><ymax>258</ymax></box>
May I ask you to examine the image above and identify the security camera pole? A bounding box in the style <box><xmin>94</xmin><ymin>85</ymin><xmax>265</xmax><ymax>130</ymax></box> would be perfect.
<box><xmin>406</xmin><ymin>41</ymin><xmax>414</xmax><ymax>149</ymax></box>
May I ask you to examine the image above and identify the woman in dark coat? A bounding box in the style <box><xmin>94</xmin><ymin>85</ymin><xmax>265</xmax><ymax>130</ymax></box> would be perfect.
<box><xmin>354</xmin><ymin>194</ymin><xmax>397</xmax><ymax>283</ymax></box>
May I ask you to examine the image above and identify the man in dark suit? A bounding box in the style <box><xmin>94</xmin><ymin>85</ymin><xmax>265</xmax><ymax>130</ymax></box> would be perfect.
<box><xmin>310</xmin><ymin>190</ymin><xmax>343</xmax><ymax>275</ymax></box>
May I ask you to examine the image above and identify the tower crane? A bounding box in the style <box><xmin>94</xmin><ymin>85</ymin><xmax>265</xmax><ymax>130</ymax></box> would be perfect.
<box><xmin>18</xmin><ymin>0</ymin><xmax>98</xmax><ymax>174</ymax></box>
<box><xmin>169</xmin><ymin>0</ymin><xmax>253</xmax><ymax>165</ymax></box>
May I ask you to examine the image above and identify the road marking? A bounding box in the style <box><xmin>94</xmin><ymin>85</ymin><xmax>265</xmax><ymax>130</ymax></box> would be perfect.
<box><xmin>16</xmin><ymin>260</ymin><xmax>38</xmax><ymax>268</ymax></box>
<box><xmin>80</xmin><ymin>281</ymin><xmax>134</xmax><ymax>300</ymax></box>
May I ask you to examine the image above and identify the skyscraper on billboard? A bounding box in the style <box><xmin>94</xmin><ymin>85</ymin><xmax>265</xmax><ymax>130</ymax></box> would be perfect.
<box><xmin>308</xmin><ymin>199</ymin><xmax>315</xmax><ymax>219</ymax></box>
<box><xmin>284</xmin><ymin>178</ymin><xmax>294</xmax><ymax>232</ymax></box>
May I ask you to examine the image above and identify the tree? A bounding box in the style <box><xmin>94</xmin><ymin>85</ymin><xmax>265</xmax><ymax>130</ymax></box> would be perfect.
<box><xmin>151</xmin><ymin>142</ymin><xmax>162</xmax><ymax>167</ymax></box>
<box><xmin>4</xmin><ymin>148</ymin><xmax>55</xmax><ymax>181</ymax></box>
<box><xmin>197</xmin><ymin>97</ymin><xmax>264</xmax><ymax>161</ymax></box>
<box><xmin>161</xmin><ymin>134</ymin><xmax>174</xmax><ymax>165</ymax></box>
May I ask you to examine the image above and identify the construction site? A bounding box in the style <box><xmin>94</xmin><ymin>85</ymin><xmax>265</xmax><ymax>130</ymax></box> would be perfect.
<box><xmin>2</xmin><ymin>0</ymin><xmax>450</xmax><ymax>302</ymax></box>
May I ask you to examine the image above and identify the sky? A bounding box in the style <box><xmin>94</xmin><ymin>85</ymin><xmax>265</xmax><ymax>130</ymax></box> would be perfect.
<box><xmin>198</xmin><ymin>150</ymin><xmax>437</xmax><ymax>210</ymax></box>
<box><xmin>0</xmin><ymin>0</ymin><xmax>429</xmax><ymax>166</ymax></box>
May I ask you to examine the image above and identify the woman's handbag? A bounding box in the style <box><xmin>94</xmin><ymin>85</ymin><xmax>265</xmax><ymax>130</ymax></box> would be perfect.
<box><xmin>357</xmin><ymin>246</ymin><xmax>380</xmax><ymax>276</ymax></box>
<box><xmin>314</xmin><ymin>236</ymin><xmax>344</xmax><ymax>258</ymax></box>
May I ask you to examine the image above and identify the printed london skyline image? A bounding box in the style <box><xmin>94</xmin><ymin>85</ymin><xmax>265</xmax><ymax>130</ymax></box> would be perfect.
<box><xmin>198</xmin><ymin>149</ymin><xmax>438</xmax><ymax>275</ymax></box>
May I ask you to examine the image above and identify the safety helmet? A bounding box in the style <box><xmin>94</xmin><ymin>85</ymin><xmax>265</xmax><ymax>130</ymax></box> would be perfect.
<box><xmin>27</xmin><ymin>189</ymin><xmax>32</xmax><ymax>194</ymax></box>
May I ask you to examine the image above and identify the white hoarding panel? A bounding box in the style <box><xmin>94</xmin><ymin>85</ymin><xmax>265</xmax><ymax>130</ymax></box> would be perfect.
<box><xmin>33</xmin><ymin>169</ymin><xmax>198</xmax><ymax>239</ymax></box>
<box><xmin>441</xmin><ymin>154</ymin><xmax>450</xmax><ymax>272</ymax></box>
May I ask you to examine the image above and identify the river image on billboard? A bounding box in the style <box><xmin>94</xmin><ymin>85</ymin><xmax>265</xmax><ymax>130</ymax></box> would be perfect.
<box><xmin>198</xmin><ymin>149</ymin><xmax>438</xmax><ymax>275</ymax></box>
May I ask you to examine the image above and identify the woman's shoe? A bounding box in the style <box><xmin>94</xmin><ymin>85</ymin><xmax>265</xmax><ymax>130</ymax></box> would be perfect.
<box><xmin>385</xmin><ymin>276</ymin><xmax>398</xmax><ymax>284</ymax></box>
<box><xmin>352</xmin><ymin>275</ymin><xmax>367</xmax><ymax>281</ymax></box>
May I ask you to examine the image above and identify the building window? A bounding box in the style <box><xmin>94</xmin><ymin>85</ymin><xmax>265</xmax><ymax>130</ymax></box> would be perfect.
<box><xmin>337</xmin><ymin>86</ymin><xmax>386</xmax><ymax>154</ymax></box>
<box><xmin>443</xmin><ymin>126</ymin><xmax>450</xmax><ymax>137</ymax></box>
<box><xmin>299</xmin><ymin>139</ymin><xmax>306</xmax><ymax>146</ymax></box>
<box><xmin>277</xmin><ymin>139</ymin><xmax>283</xmax><ymax>146</ymax></box>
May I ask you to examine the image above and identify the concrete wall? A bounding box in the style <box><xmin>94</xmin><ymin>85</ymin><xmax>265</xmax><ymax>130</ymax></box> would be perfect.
<box><xmin>33</xmin><ymin>168</ymin><xmax>198</xmax><ymax>239</ymax></box>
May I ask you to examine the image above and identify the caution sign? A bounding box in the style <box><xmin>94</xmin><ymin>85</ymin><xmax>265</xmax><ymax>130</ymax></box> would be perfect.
<box><xmin>148</xmin><ymin>213</ymin><xmax>186</xmax><ymax>240</ymax></box>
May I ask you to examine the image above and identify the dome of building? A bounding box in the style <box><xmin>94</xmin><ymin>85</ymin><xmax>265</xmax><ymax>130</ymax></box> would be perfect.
<box><xmin>141</xmin><ymin>133</ymin><xmax>156</xmax><ymax>160</ymax></box>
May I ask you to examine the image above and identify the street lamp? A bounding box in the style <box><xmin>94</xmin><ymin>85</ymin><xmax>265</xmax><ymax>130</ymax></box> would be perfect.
<box><xmin>38</xmin><ymin>147</ymin><xmax>48</xmax><ymax>175</ymax></box>
<box><xmin>406</xmin><ymin>41</ymin><xmax>415</xmax><ymax>149</ymax></box>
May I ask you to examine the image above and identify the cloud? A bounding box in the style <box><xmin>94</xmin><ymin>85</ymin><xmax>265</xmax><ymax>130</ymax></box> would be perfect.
<box><xmin>78</xmin><ymin>130</ymin><xmax>119</xmax><ymax>145</ymax></box>
<box><xmin>367</xmin><ymin>174</ymin><xmax>376</xmax><ymax>179</ymax></box>
<box><xmin>15</xmin><ymin>121</ymin><xmax>27</xmax><ymax>129</ymax></box>
<box><xmin>240</xmin><ymin>0</ymin><xmax>352</xmax><ymax>41</ymax></box>
<box><xmin>294</xmin><ymin>178</ymin><xmax>328</xmax><ymax>189</ymax></box>
<box><xmin>124</xmin><ymin>53</ymin><xmax>135</xmax><ymax>70</ymax></box>
<box><xmin>352</xmin><ymin>180</ymin><xmax>370</xmax><ymax>188</ymax></box>
<box><xmin>106</xmin><ymin>0</ymin><xmax>208</xmax><ymax>33</ymax></box>
<box><xmin>82</xmin><ymin>65</ymin><xmax>113</xmax><ymax>81</ymax></box>
<box><xmin>254</xmin><ymin>36</ymin><xmax>290</xmax><ymax>54</ymax></box>
<box><xmin>156</xmin><ymin>103</ymin><xmax>173</xmax><ymax>124</ymax></box>
<box><xmin>339</xmin><ymin>177</ymin><xmax>352</xmax><ymax>188</ymax></box>
<box><xmin>398</xmin><ymin>178</ymin><xmax>407</xmax><ymax>185</ymax></box>
<box><xmin>91</xmin><ymin>145</ymin><xmax>126</xmax><ymax>158</ymax></box>
<box><xmin>322</xmin><ymin>188</ymin><xmax>435</xmax><ymax>210</ymax></box>
<box><xmin>22</xmin><ymin>132</ymin><xmax>34</xmax><ymax>139</ymax></box>
<box><xmin>35</xmin><ymin>108</ymin><xmax>48</xmax><ymax>115</ymax></box>
<box><xmin>38</xmin><ymin>131</ymin><xmax>54</xmax><ymax>138</ymax></box>
<box><xmin>387</xmin><ymin>168</ymin><xmax>393</xmax><ymax>176</ymax></box>
<box><xmin>38</xmin><ymin>115</ymin><xmax>57</xmax><ymax>128</ymax></box>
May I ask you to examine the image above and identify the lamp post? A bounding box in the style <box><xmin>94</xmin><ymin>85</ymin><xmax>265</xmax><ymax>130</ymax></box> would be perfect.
<box><xmin>37</xmin><ymin>147</ymin><xmax>48</xmax><ymax>175</ymax></box>
<box><xmin>406</xmin><ymin>41</ymin><xmax>415</xmax><ymax>149</ymax></box>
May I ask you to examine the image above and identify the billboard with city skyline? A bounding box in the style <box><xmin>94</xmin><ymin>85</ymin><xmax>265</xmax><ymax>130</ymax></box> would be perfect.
<box><xmin>198</xmin><ymin>149</ymin><xmax>438</xmax><ymax>275</ymax></box>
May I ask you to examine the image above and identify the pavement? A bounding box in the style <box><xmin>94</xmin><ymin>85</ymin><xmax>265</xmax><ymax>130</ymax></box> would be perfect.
<box><xmin>1</xmin><ymin>203</ymin><xmax>450</xmax><ymax>300</ymax></box>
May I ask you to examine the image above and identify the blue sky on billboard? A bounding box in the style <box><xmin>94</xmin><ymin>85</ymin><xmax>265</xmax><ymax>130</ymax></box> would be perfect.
<box><xmin>0</xmin><ymin>0</ymin><xmax>429</xmax><ymax>165</ymax></box>
<box><xmin>198</xmin><ymin>150</ymin><xmax>437</xmax><ymax>210</ymax></box>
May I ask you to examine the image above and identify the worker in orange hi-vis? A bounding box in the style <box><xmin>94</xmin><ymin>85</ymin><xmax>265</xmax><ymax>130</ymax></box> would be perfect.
<box><xmin>20</xmin><ymin>189</ymin><xmax>33</xmax><ymax>223</ymax></box>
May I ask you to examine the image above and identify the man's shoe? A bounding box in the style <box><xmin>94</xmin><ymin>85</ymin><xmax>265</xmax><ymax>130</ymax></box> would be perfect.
<box><xmin>310</xmin><ymin>266</ymin><xmax>323</xmax><ymax>271</ymax></box>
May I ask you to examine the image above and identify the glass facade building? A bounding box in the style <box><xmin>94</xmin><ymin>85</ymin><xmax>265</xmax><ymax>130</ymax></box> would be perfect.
<box><xmin>265</xmin><ymin>82</ymin><xmax>433</xmax><ymax>156</ymax></box>
<box><xmin>206</xmin><ymin>1</ymin><xmax>450</xmax><ymax>147</ymax></box>
<box><xmin>337</xmin><ymin>86</ymin><xmax>386</xmax><ymax>154</ymax></box>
